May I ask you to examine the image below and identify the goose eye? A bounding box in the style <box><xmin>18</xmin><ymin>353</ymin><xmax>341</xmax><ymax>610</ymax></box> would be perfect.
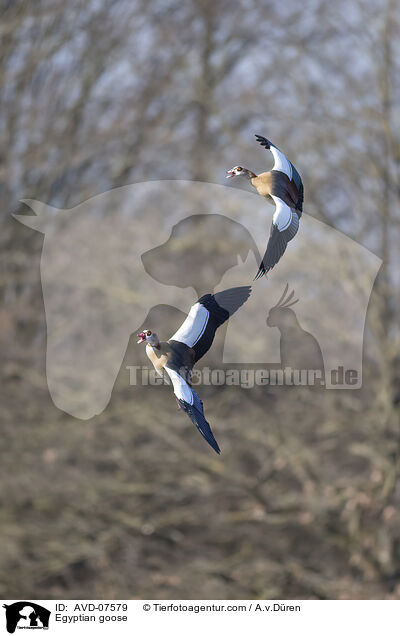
<box><xmin>146</xmin><ymin>330</ymin><xmax>152</xmax><ymax>336</ymax></box>
<box><xmin>237</xmin><ymin>167</ymin><xmax>242</xmax><ymax>171</ymax></box>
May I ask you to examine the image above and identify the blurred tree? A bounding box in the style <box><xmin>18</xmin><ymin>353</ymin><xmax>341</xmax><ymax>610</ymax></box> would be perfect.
<box><xmin>1</xmin><ymin>0</ymin><xmax>400</xmax><ymax>600</ymax></box>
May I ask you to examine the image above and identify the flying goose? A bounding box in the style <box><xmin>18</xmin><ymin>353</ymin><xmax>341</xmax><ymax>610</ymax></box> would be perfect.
<box><xmin>137</xmin><ymin>286</ymin><xmax>251</xmax><ymax>454</ymax></box>
<box><xmin>226</xmin><ymin>135</ymin><xmax>303</xmax><ymax>279</ymax></box>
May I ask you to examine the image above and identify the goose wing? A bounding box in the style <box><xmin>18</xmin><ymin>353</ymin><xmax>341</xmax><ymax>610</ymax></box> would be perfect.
<box><xmin>164</xmin><ymin>365</ymin><xmax>221</xmax><ymax>454</ymax></box>
<box><xmin>169</xmin><ymin>286</ymin><xmax>251</xmax><ymax>364</ymax></box>
<box><xmin>254</xmin><ymin>197</ymin><xmax>299</xmax><ymax>279</ymax></box>
<box><xmin>255</xmin><ymin>134</ymin><xmax>303</xmax><ymax>215</ymax></box>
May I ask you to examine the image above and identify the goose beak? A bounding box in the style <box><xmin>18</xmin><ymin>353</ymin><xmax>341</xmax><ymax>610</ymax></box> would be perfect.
<box><xmin>226</xmin><ymin>169</ymin><xmax>235</xmax><ymax>179</ymax></box>
<box><xmin>137</xmin><ymin>332</ymin><xmax>146</xmax><ymax>344</ymax></box>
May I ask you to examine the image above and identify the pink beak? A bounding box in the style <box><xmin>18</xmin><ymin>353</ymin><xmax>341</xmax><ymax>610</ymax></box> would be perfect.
<box><xmin>226</xmin><ymin>169</ymin><xmax>235</xmax><ymax>179</ymax></box>
<box><xmin>137</xmin><ymin>332</ymin><xmax>146</xmax><ymax>344</ymax></box>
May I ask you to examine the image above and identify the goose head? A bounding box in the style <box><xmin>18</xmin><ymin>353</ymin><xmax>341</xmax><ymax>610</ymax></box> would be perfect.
<box><xmin>226</xmin><ymin>165</ymin><xmax>245</xmax><ymax>178</ymax></box>
<box><xmin>226</xmin><ymin>166</ymin><xmax>256</xmax><ymax>179</ymax></box>
<box><xmin>137</xmin><ymin>329</ymin><xmax>159</xmax><ymax>347</ymax></box>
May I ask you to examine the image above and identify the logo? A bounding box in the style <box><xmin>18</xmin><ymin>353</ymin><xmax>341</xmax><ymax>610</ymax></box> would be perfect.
<box><xmin>2</xmin><ymin>603</ymin><xmax>50</xmax><ymax>634</ymax></box>
<box><xmin>13</xmin><ymin>180</ymin><xmax>381</xmax><ymax>418</ymax></box>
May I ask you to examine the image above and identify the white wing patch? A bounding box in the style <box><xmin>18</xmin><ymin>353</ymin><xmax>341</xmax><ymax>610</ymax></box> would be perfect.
<box><xmin>270</xmin><ymin>145</ymin><xmax>293</xmax><ymax>180</ymax></box>
<box><xmin>164</xmin><ymin>366</ymin><xmax>194</xmax><ymax>404</ymax></box>
<box><xmin>170</xmin><ymin>302</ymin><xmax>209</xmax><ymax>348</ymax></box>
<box><xmin>271</xmin><ymin>195</ymin><xmax>293</xmax><ymax>231</ymax></box>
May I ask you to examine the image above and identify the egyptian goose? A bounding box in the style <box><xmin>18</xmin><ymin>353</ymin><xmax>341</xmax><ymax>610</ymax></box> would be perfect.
<box><xmin>137</xmin><ymin>286</ymin><xmax>251</xmax><ymax>454</ymax></box>
<box><xmin>226</xmin><ymin>135</ymin><xmax>303</xmax><ymax>279</ymax></box>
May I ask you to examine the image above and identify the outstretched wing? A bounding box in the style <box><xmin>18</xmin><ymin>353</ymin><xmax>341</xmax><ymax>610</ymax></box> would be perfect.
<box><xmin>170</xmin><ymin>286</ymin><xmax>251</xmax><ymax>363</ymax></box>
<box><xmin>255</xmin><ymin>134</ymin><xmax>303</xmax><ymax>214</ymax></box>
<box><xmin>255</xmin><ymin>197</ymin><xmax>299</xmax><ymax>279</ymax></box>
<box><xmin>164</xmin><ymin>366</ymin><xmax>221</xmax><ymax>454</ymax></box>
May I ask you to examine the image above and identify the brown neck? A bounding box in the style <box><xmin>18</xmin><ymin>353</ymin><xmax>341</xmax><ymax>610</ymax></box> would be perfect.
<box><xmin>244</xmin><ymin>168</ymin><xmax>257</xmax><ymax>179</ymax></box>
<box><xmin>147</xmin><ymin>335</ymin><xmax>160</xmax><ymax>349</ymax></box>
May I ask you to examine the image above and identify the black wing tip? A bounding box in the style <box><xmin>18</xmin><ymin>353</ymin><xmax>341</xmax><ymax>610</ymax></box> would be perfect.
<box><xmin>205</xmin><ymin>435</ymin><xmax>221</xmax><ymax>455</ymax></box>
<box><xmin>220</xmin><ymin>284</ymin><xmax>252</xmax><ymax>298</ymax></box>
<box><xmin>208</xmin><ymin>434</ymin><xmax>221</xmax><ymax>455</ymax></box>
<box><xmin>206</xmin><ymin>438</ymin><xmax>221</xmax><ymax>454</ymax></box>
<box><xmin>213</xmin><ymin>285</ymin><xmax>252</xmax><ymax>315</ymax></box>
<box><xmin>255</xmin><ymin>134</ymin><xmax>271</xmax><ymax>149</ymax></box>
<box><xmin>254</xmin><ymin>265</ymin><xmax>269</xmax><ymax>280</ymax></box>
<box><xmin>178</xmin><ymin>398</ymin><xmax>221</xmax><ymax>455</ymax></box>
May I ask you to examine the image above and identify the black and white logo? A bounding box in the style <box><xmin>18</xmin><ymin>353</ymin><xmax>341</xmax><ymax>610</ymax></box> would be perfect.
<box><xmin>2</xmin><ymin>602</ymin><xmax>50</xmax><ymax>634</ymax></box>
